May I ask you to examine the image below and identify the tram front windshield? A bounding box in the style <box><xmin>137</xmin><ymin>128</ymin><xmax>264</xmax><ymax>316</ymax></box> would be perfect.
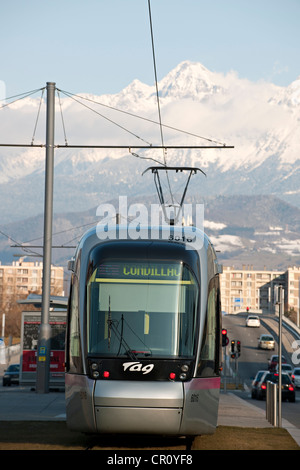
<box><xmin>87</xmin><ymin>261</ymin><xmax>199</xmax><ymax>358</ymax></box>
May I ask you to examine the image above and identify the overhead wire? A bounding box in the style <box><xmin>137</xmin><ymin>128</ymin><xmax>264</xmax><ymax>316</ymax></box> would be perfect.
<box><xmin>0</xmin><ymin>228</ymin><xmax>43</xmax><ymax>259</ymax></box>
<box><xmin>0</xmin><ymin>86</ymin><xmax>229</xmax><ymax>149</ymax></box>
<box><xmin>56</xmin><ymin>89</ymin><xmax>152</xmax><ymax>146</ymax></box>
<box><xmin>57</xmin><ymin>88</ymin><xmax>227</xmax><ymax>146</ymax></box>
<box><xmin>147</xmin><ymin>0</ymin><xmax>174</xmax><ymax>204</ymax></box>
<box><xmin>57</xmin><ymin>89</ymin><xmax>68</xmax><ymax>146</ymax></box>
<box><xmin>147</xmin><ymin>0</ymin><xmax>165</xmax><ymax>155</ymax></box>
<box><xmin>128</xmin><ymin>149</ymin><xmax>165</xmax><ymax>166</ymax></box>
<box><xmin>0</xmin><ymin>87</ymin><xmax>46</xmax><ymax>110</ymax></box>
<box><xmin>31</xmin><ymin>88</ymin><xmax>45</xmax><ymax>145</ymax></box>
<box><xmin>22</xmin><ymin>219</ymin><xmax>102</xmax><ymax>245</ymax></box>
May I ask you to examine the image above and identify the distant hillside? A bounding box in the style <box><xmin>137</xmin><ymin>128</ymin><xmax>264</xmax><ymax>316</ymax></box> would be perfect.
<box><xmin>0</xmin><ymin>194</ymin><xmax>299</xmax><ymax>276</ymax></box>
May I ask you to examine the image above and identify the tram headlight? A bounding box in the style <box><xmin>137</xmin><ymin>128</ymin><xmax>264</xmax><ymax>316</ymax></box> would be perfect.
<box><xmin>91</xmin><ymin>363</ymin><xmax>98</xmax><ymax>371</ymax></box>
<box><xmin>181</xmin><ymin>364</ymin><xmax>189</xmax><ymax>372</ymax></box>
<box><xmin>179</xmin><ymin>373</ymin><xmax>187</xmax><ymax>380</ymax></box>
<box><xmin>92</xmin><ymin>371</ymin><xmax>100</xmax><ymax>379</ymax></box>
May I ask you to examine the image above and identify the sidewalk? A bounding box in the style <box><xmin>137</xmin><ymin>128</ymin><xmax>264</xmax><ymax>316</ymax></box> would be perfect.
<box><xmin>218</xmin><ymin>392</ymin><xmax>273</xmax><ymax>428</ymax></box>
<box><xmin>0</xmin><ymin>386</ymin><xmax>299</xmax><ymax>447</ymax></box>
<box><xmin>0</xmin><ymin>386</ymin><xmax>273</xmax><ymax>425</ymax></box>
<box><xmin>0</xmin><ymin>386</ymin><xmax>66</xmax><ymax>421</ymax></box>
<box><xmin>218</xmin><ymin>391</ymin><xmax>300</xmax><ymax>447</ymax></box>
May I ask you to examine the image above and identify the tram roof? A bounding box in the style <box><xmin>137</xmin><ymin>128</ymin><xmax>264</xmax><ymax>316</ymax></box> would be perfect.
<box><xmin>68</xmin><ymin>224</ymin><xmax>222</xmax><ymax>275</ymax></box>
<box><xmin>78</xmin><ymin>224</ymin><xmax>211</xmax><ymax>247</ymax></box>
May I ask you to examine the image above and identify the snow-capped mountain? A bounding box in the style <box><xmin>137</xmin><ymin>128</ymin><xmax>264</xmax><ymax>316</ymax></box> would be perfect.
<box><xmin>0</xmin><ymin>60</ymin><xmax>300</xmax><ymax>225</ymax></box>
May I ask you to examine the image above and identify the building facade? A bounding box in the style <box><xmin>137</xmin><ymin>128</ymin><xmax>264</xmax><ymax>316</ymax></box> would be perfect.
<box><xmin>286</xmin><ymin>266</ymin><xmax>300</xmax><ymax>317</ymax></box>
<box><xmin>220</xmin><ymin>265</ymin><xmax>300</xmax><ymax>318</ymax></box>
<box><xmin>0</xmin><ymin>259</ymin><xmax>64</xmax><ymax>310</ymax></box>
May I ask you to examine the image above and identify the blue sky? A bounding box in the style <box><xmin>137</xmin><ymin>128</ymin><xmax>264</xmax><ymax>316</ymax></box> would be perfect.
<box><xmin>1</xmin><ymin>0</ymin><xmax>300</xmax><ymax>97</ymax></box>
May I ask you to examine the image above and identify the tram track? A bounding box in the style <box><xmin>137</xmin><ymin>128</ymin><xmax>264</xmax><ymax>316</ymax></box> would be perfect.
<box><xmin>81</xmin><ymin>434</ymin><xmax>193</xmax><ymax>451</ymax></box>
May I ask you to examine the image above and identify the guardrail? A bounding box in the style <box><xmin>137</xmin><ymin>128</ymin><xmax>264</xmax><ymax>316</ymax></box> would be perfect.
<box><xmin>281</xmin><ymin>316</ymin><xmax>300</xmax><ymax>339</ymax></box>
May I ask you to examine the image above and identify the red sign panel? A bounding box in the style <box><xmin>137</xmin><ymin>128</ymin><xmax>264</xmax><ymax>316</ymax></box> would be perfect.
<box><xmin>22</xmin><ymin>350</ymin><xmax>65</xmax><ymax>373</ymax></box>
<box><xmin>21</xmin><ymin>314</ymin><xmax>66</xmax><ymax>376</ymax></box>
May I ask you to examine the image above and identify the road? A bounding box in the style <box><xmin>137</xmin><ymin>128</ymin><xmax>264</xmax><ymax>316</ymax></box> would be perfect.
<box><xmin>222</xmin><ymin>312</ymin><xmax>300</xmax><ymax>428</ymax></box>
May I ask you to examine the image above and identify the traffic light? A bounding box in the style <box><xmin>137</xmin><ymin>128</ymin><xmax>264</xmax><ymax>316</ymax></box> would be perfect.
<box><xmin>230</xmin><ymin>339</ymin><xmax>241</xmax><ymax>358</ymax></box>
<box><xmin>222</xmin><ymin>328</ymin><xmax>228</xmax><ymax>347</ymax></box>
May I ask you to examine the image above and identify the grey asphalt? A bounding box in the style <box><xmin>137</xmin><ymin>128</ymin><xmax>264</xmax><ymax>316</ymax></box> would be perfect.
<box><xmin>0</xmin><ymin>386</ymin><xmax>299</xmax><ymax>447</ymax></box>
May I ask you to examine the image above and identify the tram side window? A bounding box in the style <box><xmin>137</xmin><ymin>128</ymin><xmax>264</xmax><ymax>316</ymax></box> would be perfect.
<box><xmin>68</xmin><ymin>275</ymin><xmax>83</xmax><ymax>373</ymax></box>
<box><xmin>198</xmin><ymin>278</ymin><xmax>219</xmax><ymax>376</ymax></box>
<box><xmin>202</xmin><ymin>286</ymin><xmax>216</xmax><ymax>360</ymax></box>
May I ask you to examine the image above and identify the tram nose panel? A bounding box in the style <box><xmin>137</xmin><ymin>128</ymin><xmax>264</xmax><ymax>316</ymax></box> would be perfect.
<box><xmin>93</xmin><ymin>381</ymin><xmax>184</xmax><ymax>434</ymax></box>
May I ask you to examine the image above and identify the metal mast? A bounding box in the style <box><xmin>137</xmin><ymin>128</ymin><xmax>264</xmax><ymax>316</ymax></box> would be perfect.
<box><xmin>36</xmin><ymin>82</ymin><xmax>55</xmax><ymax>393</ymax></box>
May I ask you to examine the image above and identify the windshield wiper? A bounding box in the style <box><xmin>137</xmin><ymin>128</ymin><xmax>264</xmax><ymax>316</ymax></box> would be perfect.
<box><xmin>107</xmin><ymin>306</ymin><xmax>137</xmax><ymax>360</ymax></box>
<box><xmin>107</xmin><ymin>319</ymin><xmax>137</xmax><ymax>360</ymax></box>
<box><xmin>107</xmin><ymin>298</ymin><xmax>151</xmax><ymax>359</ymax></box>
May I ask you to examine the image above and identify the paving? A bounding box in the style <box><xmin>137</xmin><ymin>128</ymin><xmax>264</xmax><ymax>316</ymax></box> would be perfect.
<box><xmin>0</xmin><ymin>385</ymin><xmax>299</xmax><ymax>447</ymax></box>
<box><xmin>218</xmin><ymin>391</ymin><xmax>300</xmax><ymax>446</ymax></box>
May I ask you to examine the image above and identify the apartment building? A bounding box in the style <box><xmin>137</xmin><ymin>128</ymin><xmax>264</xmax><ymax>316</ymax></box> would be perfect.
<box><xmin>220</xmin><ymin>265</ymin><xmax>300</xmax><ymax>316</ymax></box>
<box><xmin>0</xmin><ymin>259</ymin><xmax>64</xmax><ymax>310</ymax></box>
<box><xmin>286</xmin><ymin>266</ymin><xmax>300</xmax><ymax>315</ymax></box>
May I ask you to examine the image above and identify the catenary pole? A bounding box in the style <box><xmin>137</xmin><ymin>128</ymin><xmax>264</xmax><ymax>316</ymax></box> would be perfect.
<box><xmin>36</xmin><ymin>82</ymin><xmax>55</xmax><ymax>393</ymax></box>
<box><xmin>278</xmin><ymin>285</ymin><xmax>283</xmax><ymax>427</ymax></box>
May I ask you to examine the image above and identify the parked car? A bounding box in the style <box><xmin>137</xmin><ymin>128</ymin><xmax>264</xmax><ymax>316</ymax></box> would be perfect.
<box><xmin>246</xmin><ymin>315</ymin><xmax>260</xmax><ymax>327</ymax></box>
<box><xmin>292</xmin><ymin>367</ymin><xmax>300</xmax><ymax>388</ymax></box>
<box><xmin>275</xmin><ymin>363</ymin><xmax>293</xmax><ymax>377</ymax></box>
<box><xmin>256</xmin><ymin>371</ymin><xmax>295</xmax><ymax>402</ymax></box>
<box><xmin>268</xmin><ymin>354</ymin><xmax>287</xmax><ymax>371</ymax></box>
<box><xmin>251</xmin><ymin>370</ymin><xmax>267</xmax><ymax>398</ymax></box>
<box><xmin>2</xmin><ymin>363</ymin><xmax>20</xmax><ymax>386</ymax></box>
<box><xmin>258</xmin><ymin>334</ymin><xmax>275</xmax><ymax>350</ymax></box>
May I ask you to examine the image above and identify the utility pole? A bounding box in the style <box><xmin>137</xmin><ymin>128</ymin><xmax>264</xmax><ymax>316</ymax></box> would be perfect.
<box><xmin>275</xmin><ymin>284</ymin><xmax>283</xmax><ymax>427</ymax></box>
<box><xmin>278</xmin><ymin>285</ymin><xmax>283</xmax><ymax>427</ymax></box>
<box><xmin>36</xmin><ymin>82</ymin><xmax>55</xmax><ymax>393</ymax></box>
<box><xmin>1</xmin><ymin>314</ymin><xmax>5</xmax><ymax>338</ymax></box>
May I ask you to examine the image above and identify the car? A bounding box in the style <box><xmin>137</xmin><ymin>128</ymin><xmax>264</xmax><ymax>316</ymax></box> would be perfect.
<box><xmin>268</xmin><ymin>354</ymin><xmax>287</xmax><ymax>371</ymax></box>
<box><xmin>258</xmin><ymin>334</ymin><xmax>275</xmax><ymax>350</ymax></box>
<box><xmin>246</xmin><ymin>315</ymin><xmax>260</xmax><ymax>327</ymax></box>
<box><xmin>275</xmin><ymin>363</ymin><xmax>293</xmax><ymax>377</ymax></box>
<box><xmin>251</xmin><ymin>370</ymin><xmax>267</xmax><ymax>398</ymax></box>
<box><xmin>256</xmin><ymin>371</ymin><xmax>295</xmax><ymax>402</ymax></box>
<box><xmin>292</xmin><ymin>368</ymin><xmax>300</xmax><ymax>388</ymax></box>
<box><xmin>2</xmin><ymin>363</ymin><xmax>20</xmax><ymax>386</ymax></box>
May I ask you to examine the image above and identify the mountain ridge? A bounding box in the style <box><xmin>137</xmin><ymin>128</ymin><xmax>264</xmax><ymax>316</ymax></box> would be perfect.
<box><xmin>0</xmin><ymin>193</ymin><xmax>299</xmax><ymax>273</ymax></box>
<box><xmin>0</xmin><ymin>60</ymin><xmax>299</xmax><ymax>226</ymax></box>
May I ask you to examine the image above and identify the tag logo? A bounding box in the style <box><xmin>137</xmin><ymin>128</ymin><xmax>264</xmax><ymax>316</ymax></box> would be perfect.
<box><xmin>123</xmin><ymin>361</ymin><xmax>154</xmax><ymax>375</ymax></box>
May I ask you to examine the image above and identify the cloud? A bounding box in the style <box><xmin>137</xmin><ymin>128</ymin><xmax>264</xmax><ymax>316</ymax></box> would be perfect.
<box><xmin>272</xmin><ymin>60</ymin><xmax>289</xmax><ymax>77</ymax></box>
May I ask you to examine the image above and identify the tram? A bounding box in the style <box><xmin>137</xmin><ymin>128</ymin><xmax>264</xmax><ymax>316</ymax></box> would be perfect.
<box><xmin>65</xmin><ymin>224</ymin><xmax>223</xmax><ymax>436</ymax></box>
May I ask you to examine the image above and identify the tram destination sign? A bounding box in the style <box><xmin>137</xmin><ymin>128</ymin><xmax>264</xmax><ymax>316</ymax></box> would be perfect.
<box><xmin>97</xmin><ymin>262</ymin><xmax>185</xmax><ymax>281</ymax></box>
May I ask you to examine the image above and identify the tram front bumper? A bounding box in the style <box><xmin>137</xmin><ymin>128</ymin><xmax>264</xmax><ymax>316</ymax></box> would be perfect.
<box><xmin>94</xmin><ymin>380</ymin><xmax>183</xmax><ymax>435</ymax></box>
